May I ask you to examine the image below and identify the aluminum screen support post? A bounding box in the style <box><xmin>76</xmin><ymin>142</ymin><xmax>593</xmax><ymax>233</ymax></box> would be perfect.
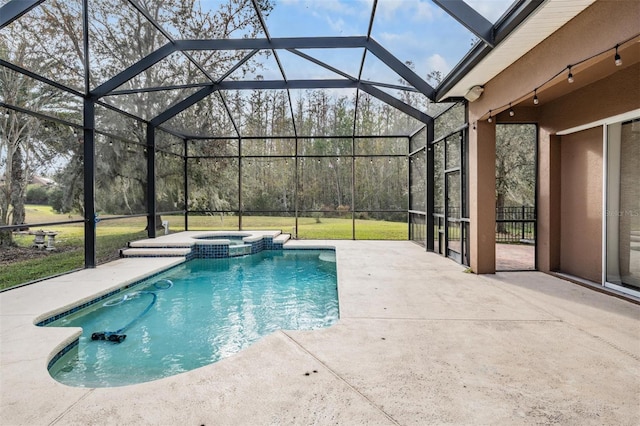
<box><xmin>147</xmin><ymin>123</ymin><xmax>157</xmax><ymax>238</ymax></box>
<box><xmin>83</xmin><ymin>99</ymin><xmax>96</xmax><ymax>268</ymax></box>
<box><xmin>426</xmin><ymin>123</ymin><xmax>435</xmax><ymax>252</ymax></box>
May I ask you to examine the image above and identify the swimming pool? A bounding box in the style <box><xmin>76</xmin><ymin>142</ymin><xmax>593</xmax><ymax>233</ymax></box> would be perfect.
<box><xmin>46</xmin><ymin>249</ymin><xmax>338</xmax><ymax>387</ymax></box>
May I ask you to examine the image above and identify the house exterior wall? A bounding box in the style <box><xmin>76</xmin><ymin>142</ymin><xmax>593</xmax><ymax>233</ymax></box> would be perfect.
<box><xmin>468</xmin><ymin>0</ymin><xmax>640</xmax><ymax>125</ymax></box>
<box><xmin>468</xmin><ymin>120</ymin><xmax>496</xmax><ymax>274</ymax></box>
<box><xmin>466</xmin><ymin>0</ymin><xmax>640</xmax><ymax>280</ymax></box>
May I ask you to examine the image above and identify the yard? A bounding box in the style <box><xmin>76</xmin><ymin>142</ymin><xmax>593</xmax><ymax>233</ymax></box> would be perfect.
<box><xmin>0</xmin><ymin>205</ymin><xmax>407</xmax><ymax>290</ymax></box>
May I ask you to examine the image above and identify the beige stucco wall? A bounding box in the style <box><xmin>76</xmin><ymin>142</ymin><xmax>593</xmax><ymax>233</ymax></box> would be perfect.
<box><xmin>559</xmin><ymin>128</ymin><xmax>603</xmax><ymax>283</ymax></box>
<box><xmin>466</xmin><ymin>0</ymin><xmax>640</xmax><ymax>279</ymax></box>
<box><xmin>468</xmin><ymin>120</ymin><xmax>496</xmax><ymax>274</ymax></box>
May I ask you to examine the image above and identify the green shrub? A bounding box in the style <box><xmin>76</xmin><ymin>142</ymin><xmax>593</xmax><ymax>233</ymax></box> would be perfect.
<box><xmin>26</xmin><ymin>185</ymin><xmax>49</xmax><ymax>204</ymax></box>
<box><xmin>48</xmin><ymin>187</ymin><xmax>65</xmax><ymax>213</ymax></box>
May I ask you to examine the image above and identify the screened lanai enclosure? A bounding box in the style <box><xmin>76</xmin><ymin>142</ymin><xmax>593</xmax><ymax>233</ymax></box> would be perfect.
<box><xmin>1</xmin><ymin>0</ymin><xmax>539</xmax><ymax>280</ymax></box>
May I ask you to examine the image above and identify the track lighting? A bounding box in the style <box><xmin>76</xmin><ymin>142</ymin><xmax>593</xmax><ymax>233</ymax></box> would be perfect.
<box><xmin>533</xmin><ymin>89</ymin><xmax>539</xmax><ymax>105</ymax></box>
<box><xmin>508</xmin><ymin>103</ymin><xmax>515</xmax><ymax>117</ymax></box>
<box><xmin>614</xmin><ymin>44</ymin><xmax>622</xmax><ymax>66</ymax></box>
<box><xmin>567</xmin><ymin>66</ymin><xmax>574</xmax><ymax>83</ymax></box>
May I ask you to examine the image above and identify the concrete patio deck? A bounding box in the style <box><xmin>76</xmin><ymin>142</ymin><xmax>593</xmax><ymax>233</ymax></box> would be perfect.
<box><xmin>1</xmin><ymin>240</ymin><xmax>638</xmax><ymax>425</ymax></box>
<box><xmin>496</xmin><ymin>243</ymin><xmax>535</xmax><ymax>271</ymax></box>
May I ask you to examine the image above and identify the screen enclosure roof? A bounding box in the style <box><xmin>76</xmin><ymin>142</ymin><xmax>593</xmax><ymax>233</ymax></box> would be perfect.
<box><xmin>0</xmin><ymin>0</ymin><xmax>595</xmax><ymax>139</ymax></box>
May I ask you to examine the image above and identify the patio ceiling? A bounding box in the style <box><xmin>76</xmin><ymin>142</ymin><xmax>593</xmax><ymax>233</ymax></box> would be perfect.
<box><xmin>0</xmin><ymin>0</ymin><xmax>560</xmax><ymax>138</ymax></box>
<box><xmin>437</xmin><ymin>0</ymin><xmax>598</xmax><ymax>101</ymax></box>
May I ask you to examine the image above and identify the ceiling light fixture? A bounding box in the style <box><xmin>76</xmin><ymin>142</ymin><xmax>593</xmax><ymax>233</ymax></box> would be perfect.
<box><xmin>487</xmin><ymin>110</ymin><xmax>492</xmax><ymax>123</ymax></box>
<box><xmin>614</xmin><ymin>44</ymin><xmax>622</xmax><ymax>66</ymax></box>
<box><xmin>533</xmin><ymin>89</ymin><xmax>539</xmax><ymax>105</ymax></box>
<box><xmin>567</xmin><ymin>66</ymin><xmax>574</xmax><ymax>83</ymax></box>
<box><xmin>509</xmin><ymin>103</ymin><xmax>515</xmax><ymax>117</ymax></box>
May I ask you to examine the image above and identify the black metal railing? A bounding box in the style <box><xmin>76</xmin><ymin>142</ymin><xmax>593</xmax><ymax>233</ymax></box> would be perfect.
<box><xmin>496</xmin><ymin>206</ymin><xmax>535</xmax><ymax>243</ymax></box>
<box><xmin>432</xmin><ymin>206</ymin><xmax>535</xmax><ymax>244</ymax></box>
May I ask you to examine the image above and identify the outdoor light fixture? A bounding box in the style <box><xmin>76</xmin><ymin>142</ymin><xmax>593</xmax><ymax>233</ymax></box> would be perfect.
<box><xmin>481</xmin><ymin>39</ymin><xmax>630</xmax><ymax>124</ymax></box>
<box><xmin>464</xmin><ymin>85</ymin><xmax>484</xmax><ymax>102</ymax></box>
<box><xmin>614</xmin><ymin>45</ymin><xmax>622</xmax><ymax>66</ymax></box>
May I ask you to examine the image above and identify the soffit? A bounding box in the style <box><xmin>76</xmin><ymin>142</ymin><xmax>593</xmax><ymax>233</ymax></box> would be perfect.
<box><xmin>440</xmin><ymin>0</ymin><xmax>596</xmax><ymax>100</ymax></box>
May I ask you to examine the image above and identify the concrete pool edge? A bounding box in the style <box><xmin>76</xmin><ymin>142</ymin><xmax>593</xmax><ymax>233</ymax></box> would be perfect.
<box><xmin>45</xmin><ymin>246</ymin><xmax>340</xmax><ymax>386</ymax></box>
<box><xmin>124</xmin><ymin>230</ymin><xmax>289</xmax><ymax>258</ymax></box>
<box><xmin>1</xmin><ymin>241</ymin><xmax>639</xmax><ymax>425</ymax></box>
<box><xmin>2</xmin><ymin>237</ymin><xmax>339</xmax><ymax>389</ymax></box>
<box><xmin>0</xmin><ymin>257</ymin><xmax>189</xmax><ymax>424</ymax></box>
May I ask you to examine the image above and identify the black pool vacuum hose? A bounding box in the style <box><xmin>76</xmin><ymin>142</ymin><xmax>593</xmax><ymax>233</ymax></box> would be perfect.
<box><xmin>91</xmin><ymin>279</ymin><xmax>173</xmax><ymax>343</ymax></box>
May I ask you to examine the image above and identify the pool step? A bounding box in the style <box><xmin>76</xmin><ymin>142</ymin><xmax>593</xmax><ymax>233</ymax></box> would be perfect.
<box><xmin>273</xmin><ymin>234</ymin><xmax>290</xmax><ymax>245</ymax></box>
<box><xmin>120</xmin><ymin>247</ymin><xmax>191</xmax><ymax>258</ymax></box>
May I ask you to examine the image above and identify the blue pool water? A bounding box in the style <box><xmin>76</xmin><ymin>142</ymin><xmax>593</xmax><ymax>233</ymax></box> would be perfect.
<box><xmin>47</xmin><ymin>250</ymin><xmax>338</xmax><ymax>387</ymax></box>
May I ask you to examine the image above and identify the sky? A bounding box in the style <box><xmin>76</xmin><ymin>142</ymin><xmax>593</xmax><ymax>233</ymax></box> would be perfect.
<box><xmin>259</xmin><ymin>0</ymin><xmax>516</xmax><ymax>84</ymax></box>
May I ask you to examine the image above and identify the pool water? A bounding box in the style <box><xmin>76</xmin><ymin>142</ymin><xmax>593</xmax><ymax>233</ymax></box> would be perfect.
<box><xmin>47</xmin><ymin>250</ymin><xmax>338</xmax><ymax>387</ymax></box>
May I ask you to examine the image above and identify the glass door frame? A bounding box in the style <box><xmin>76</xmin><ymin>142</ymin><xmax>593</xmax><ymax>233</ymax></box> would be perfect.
<box><xmin>603</xmin><ymin>112</ymin><xmax>640</xmax><ymax>298</ymax></box>
<box><xmin>431</xmin><ymin>125</ymin><xmax>469</xmax><ymax>266</ymax></box>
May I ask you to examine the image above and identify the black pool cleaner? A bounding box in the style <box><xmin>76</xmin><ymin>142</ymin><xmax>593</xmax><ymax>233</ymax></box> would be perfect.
<box><xmin>91</xmin><ymin>279</ymin><xmax>173</xmax><ymax>343</ymax></box>
<box><xmin>91</xmin><ymin>332</ymin><xmax>126</xmax><ymax>343</ymax></box>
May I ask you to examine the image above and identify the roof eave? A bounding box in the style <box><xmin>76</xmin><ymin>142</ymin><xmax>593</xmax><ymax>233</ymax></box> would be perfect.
<box><xmin>435</xmin><ymin>0</ymin><xmax>546</xmax><ymax>102</ymax></box>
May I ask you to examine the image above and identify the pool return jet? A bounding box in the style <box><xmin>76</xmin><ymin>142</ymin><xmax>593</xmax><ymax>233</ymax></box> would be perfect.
<box><xmin>91</xmin><ymin>279</ymin><xmax>174</xmax><ymax>343</ymax></box>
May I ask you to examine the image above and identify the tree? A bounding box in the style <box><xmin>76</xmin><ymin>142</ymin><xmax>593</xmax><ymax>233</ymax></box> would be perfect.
<box><xmin>495</xmin><ymin>124</ymin><xmax>536</xmax><ymax>231</ymax></box>
<box><xmin>2</xmin><ymin>0</ymin><xmax>276</xmax><ymax>246</ymax></box>
<box><xmin>0</xmin><ymin>25</ymin><xmax>77</xmax><ymax>246</ymax></box>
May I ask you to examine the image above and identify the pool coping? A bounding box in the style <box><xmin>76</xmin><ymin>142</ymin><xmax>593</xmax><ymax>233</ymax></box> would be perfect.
<box><xmin>39</xmin><ymin>242</ymin><xmax>339</xmax><ymax>371</ymax></box>
<box><xmin>122</xmin><ymin>230</ymin><xmax>292</xmax><ymax>259</ymax></box>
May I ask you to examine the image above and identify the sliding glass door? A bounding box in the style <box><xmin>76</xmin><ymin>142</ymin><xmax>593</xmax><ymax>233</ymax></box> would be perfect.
<box><xmin>606</xmin><ymin>118</ymin><xmax>640</xmax><ymax>296</ymax></box>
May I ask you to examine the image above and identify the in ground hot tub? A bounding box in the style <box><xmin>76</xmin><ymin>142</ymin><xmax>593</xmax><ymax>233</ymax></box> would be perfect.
<box><xmin>193</xmin><ymin>233</ymin><xmax>252</xmax><ymax>256</ymax></box>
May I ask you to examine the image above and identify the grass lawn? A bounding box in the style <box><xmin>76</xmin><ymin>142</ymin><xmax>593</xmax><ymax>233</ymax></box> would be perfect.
<box><xmin>0</xmin><ymin>205</ymin><xmax>406</xmax><ymax>290</ymax></box>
